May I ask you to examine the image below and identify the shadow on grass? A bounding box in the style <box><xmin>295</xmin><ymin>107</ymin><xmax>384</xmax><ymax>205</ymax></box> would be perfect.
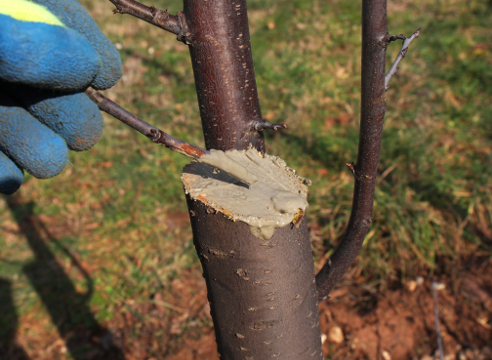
<box><xmin>275</xmin><ymin>130</ymin><xmax>359</xmax><ymax>173</ymax></box>
<box><xmin>407</xmin><ymin>179</ymin><xmax>468</xmax><ymax>220</ymax></box>
<box><xmin>0</xmin><ymin>279</ymin><xmax>29</xmax><ymax>359</ymax></box>
<box><xmin>3</xmin><ymin>195</ymin><xmax>124</xmax><ymax>360</ymax></box>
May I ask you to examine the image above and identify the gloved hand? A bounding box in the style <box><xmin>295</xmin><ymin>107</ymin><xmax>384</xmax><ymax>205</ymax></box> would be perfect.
<box><xmin>0</xmin><ymin>0</ymin><xmax>122</xmax><ymax>194</ymax></box>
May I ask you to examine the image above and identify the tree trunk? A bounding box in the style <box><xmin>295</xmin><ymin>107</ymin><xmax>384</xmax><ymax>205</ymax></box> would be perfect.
<box><xmin>185</xmin><ymin>190</ymin><xmax>322</xmax><ymax>359</ymax></box>
<box><xmin>182</xmin><ymin>0</ymin><xmax>323</xmax><ymax>359</ymax></box>
<box><xmin>184</xmin><ymin>0</ymin><xmax>265</xmax><ymax>152</ymax></box>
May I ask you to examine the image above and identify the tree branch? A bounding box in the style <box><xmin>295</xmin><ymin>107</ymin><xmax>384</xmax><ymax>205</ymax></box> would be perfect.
<box><xmin>385</xmin><ymin>28</ymin><xmax>422</xmax><ymax>91</ymax></box>
<box><xmin>86</xmin><ymin>90</ymin><xmax>264</xmax><ymax>187</ymax></box>
<box><xmin>252</xmin><ymin>120</ymin><xmax>287</xmax><ymax>132</ymax></box>
<box><xmin>387</xmin><ymin>33</ymin><xmax>406</xmax><ymax>42</ymax></box>
<box><xmin>85</xmin><ymin>88</ymin><xmax>208</xmax><ymax>160</ymax></box>
<box><xmin>108</xmin><ymin>0</ymin><xmax>191</xmax><ymax>43</ymax></box>
<box><xmin>315</xmin><ymin>0</ymin><xmax>389</xmax><ymax>302</ymax></box>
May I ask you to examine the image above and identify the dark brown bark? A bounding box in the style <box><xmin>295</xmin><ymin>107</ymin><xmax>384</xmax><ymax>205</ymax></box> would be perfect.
<box><xmin>185</xmin><ymin>183</ymin><xmax>323</xmax><ymax>360</ymax></box>
<box><xmin>315</xmin><ymin>0</ymin><xmax>390</xmax><ymax>301</ymax></box>
<box><xmin>183</xmin><ymin>0</ymin><xmax>265</xmax><ymax>152</ymax></box>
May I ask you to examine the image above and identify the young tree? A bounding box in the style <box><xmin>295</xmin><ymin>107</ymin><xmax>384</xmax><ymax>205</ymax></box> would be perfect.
<box><xmin>87</xmin><ymin>0</ymin><xmax>420</xmax><ymax>358</ymax></box>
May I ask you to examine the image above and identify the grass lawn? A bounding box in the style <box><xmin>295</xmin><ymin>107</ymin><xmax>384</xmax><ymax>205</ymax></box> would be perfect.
<box><xmin>0</xmin><ymin>0</ymin><xmax>491</xmax><ymax>358</ymax></box>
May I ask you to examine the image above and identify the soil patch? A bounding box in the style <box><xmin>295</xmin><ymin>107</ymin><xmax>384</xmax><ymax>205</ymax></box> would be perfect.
<box><xmin>164</xmin><ymin>258</ymin><xmax>492</xmax><ymax>360</ymax></box>
<box><xmin>319</xmin><ymin>257</ymin><xmax>492</xmax><ymax>360</ymax></box>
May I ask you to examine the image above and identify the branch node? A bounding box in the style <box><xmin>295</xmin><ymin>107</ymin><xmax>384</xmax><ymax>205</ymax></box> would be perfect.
<box><xmin>253</xmin><ymin>121</ymin><xmax>287</xmax><ymax>132</ymax></box>
<box><xmin>109</xmin><ymin>0</ymin><xmax>187</xmax><ymax>40</ymax></box>
<box><xmin>176</xmin><ymin>11</ymin><xmax>192</xmax><ymax>44</ymax></box>
<box><xmin>148</xmin><ymin>128</ymin><xmax>162</xmax><ymax>142</ymax></box>
<box><xmin>346</xmin><ymin>162</ymin><xmax>357</xmax><ymax>178</ymax></box>
<box><xmin>387</xmin><ymin>33</ymin><xmax>406</xmax><ymax>42</ymax></box>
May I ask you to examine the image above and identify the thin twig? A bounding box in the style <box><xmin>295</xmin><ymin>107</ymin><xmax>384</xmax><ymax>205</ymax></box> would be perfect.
<box><xmin>432</xmin><ymin>277</ymin><xmax>445</xmax><ymax>360</ymax></box>
<box><xmin>108</xmin><ymin>0</ymin><xmax>191</xmax><ymax>43</ymax></box>
<box><xmin>86</xmin><ymin>90</ymin><xmax>261</xmax><ymax>186</ymax></box>
<box><xmin>385</xmin><ymin>28</ymin><xmax>422</xmax><ymax>90</ymax></box>
<box><xmin>85</xmin><ymin>88</ymin><xmax>209</xmax><ymax>160</ymax></box>
<box><xmin>252</xmin><ymin>121</ymin><xmax>287</xmax><ymax>132</ymax></box>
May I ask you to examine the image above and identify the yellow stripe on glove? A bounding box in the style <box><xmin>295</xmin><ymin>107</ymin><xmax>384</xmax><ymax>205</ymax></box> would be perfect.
<box><xmin>0</xmin><ymin>0</ymin><xmax>64</xmax><ymax>26</ymax></box>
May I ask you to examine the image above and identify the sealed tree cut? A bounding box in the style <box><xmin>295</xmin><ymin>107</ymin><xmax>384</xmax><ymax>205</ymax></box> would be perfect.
<box><xmin>186</xmin><ymin>148</ymin><xmax>311</xmax><ymax>240</ymax></box>
<box><xmin>182</xmin><ymin>154</ymin><xmax>323</xmax><ymax>359</ymax></box>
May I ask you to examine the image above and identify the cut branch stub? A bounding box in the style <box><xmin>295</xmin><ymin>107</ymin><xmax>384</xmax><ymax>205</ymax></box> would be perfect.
<box><xmin>252</xmin><ymin>121</ymin><xmax>287</xmax><ymax>132</ymax></box>
<box><xmin>184</xmin><ymin>149</ymin><xmax>310</xmax><ymax>240</ymax></box>
<box><xmin>387</xmin><ymin>33</ymin><xmax>406</xmax><ymax>42</ymax></box>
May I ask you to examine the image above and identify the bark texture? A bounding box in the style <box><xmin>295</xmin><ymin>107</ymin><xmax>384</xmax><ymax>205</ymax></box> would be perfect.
<box><xmin>183</xmin><ymin>0</ymin><xmax>265</xmax><ymax>152</ymax></box>
<box><xmin>186</xmin><ymin>190</ymin><xmax>323</xmax><ymax>360</ymax></box>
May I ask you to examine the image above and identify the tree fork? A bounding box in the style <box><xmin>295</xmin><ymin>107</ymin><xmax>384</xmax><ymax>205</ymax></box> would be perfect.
<box><xmin>106</xmin><ymin>0</ymin><xmax>421</xmax><ymax>356</ymax></box>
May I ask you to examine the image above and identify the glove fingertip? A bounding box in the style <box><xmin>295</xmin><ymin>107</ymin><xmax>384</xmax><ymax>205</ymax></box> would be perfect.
<box><xmin>0</xmin><ymin>152</ymin><xmax>23</xmax><ymax>195</ymax></box>
<box><xmin>90</xmin><ymin>43</ymin><xmax>122</xmax><ymax>90</ymax></box>
<box><xmin>64</xmin><ymin>93</ymin><xmax>105</xmax><ymax>151</ymax></box>
<box><xmin>0</xmin><ymin>15</ymin><xmax>102</xmax><ymax>91</ymax></box>
<box><xmin>0</xmin><ymin>104</ymin><xmax>69</xmax><ymax>180</ymax></box>
<box><xmin>27</xmin><ymin>134</ymin><xmax>69</xmax><ymax>179</ymax></box>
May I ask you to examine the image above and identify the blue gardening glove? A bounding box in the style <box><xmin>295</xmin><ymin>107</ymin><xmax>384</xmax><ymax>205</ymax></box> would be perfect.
<box><xmin>0</xmin><ymin>0</ymin><xmax>122</xmax><ymax>194</ymax></box>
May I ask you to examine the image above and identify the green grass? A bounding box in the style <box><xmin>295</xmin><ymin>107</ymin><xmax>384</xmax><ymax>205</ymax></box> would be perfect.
<box><xmin>1</xmin><ymin>0</ymin><xmax>491</xmax><ymax>357</ymax></box>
